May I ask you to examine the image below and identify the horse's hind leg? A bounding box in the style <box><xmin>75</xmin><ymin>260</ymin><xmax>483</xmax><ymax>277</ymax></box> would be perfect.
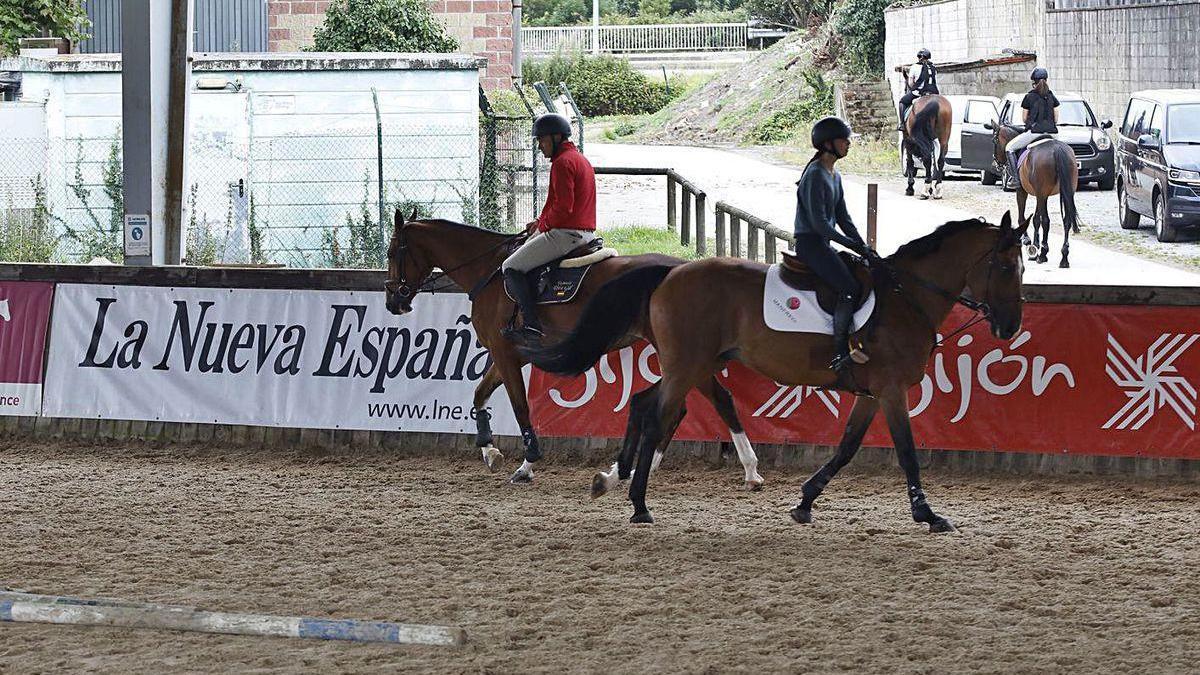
<box><xmin>1059</xmin><ymin>194</ymin><xmax>1072</xmax><ymax>269</ymax></box>
<box><xmin>1037</xmin><ymin>199</ymin><xmax>1050</xmax><ymax>264</ymax></box>
<box><xmin>698</xmin><ymin>376</ymin><xmax>763</xmax><ymax>491</ymax></box>
<box><xmin>919</xmin><ymin>153</ymin><xmax>934</xmax><ymax>199</ymax></box>
<box><xmin>594</xmin><ymin>383</ymin><xmax>658</xmax><ymax>499</ymax></box>
<box><xmin>628</xmin><ymin>366</ymin><xmax>705</xmax><ymax>524</ymax></box>
<box><xmin>791</xmin><ymin>396</ymin><xmax>879</xmax><ymax>524</ymax></box>
<box><xmin>905</xmin><ymin>147</ymin><xmax>916</xmax><ymax>197</ymax></box>
<box><xmin>472</xmin><ymin>364</ymin><xmax>505</xmax><ymax>472</ymax></box>
<box><xmin>932</xmin><ymin>137</ymin><xmax>949</xmax><ymax>199</ymax></box>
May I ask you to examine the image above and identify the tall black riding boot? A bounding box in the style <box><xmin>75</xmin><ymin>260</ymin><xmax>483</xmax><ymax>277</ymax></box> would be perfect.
<box><xmin>829</xmin><ymin>294</ymin><xmax>859</xmax><ymax>372</ymax></box>
<box><xmin>1005</xmin><ymin>150</ymin><xmax>1020</xmax><ymax>189</ymax></box>
<box><xmin>897</xmin><ymin>102</ymin><xmax>908</xmax><ymax>132</ymax></box>
<box><xmin>503</xmin><ymin>269</ymin><xmax>544</xmax><ymax>340</ymax></box>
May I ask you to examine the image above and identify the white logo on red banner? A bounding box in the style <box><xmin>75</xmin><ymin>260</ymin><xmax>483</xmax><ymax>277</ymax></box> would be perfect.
<box><xmin>1103</xmin><ymin>333</ymin><xmax>1198</xmax><ymax>431</ymax></box>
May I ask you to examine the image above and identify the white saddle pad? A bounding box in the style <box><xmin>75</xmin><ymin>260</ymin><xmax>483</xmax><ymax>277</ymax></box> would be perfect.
<box><xmin>763</xmin><ymin>264</ymin><xmax>875</xmax><ymax>334</ymax></box>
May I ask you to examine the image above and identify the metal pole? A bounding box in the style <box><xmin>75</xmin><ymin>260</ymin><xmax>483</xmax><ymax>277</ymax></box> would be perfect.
<box><xmin>512</xmin><ymin>0</ymin><xmax>523</xmax><ymax>86</ymax></box>
<box><xmin>163</xmin><ymin>0</ymin><xmax>192</xmax><ymax>265</ymax></box>
<box><xmin>867</xmin><ymin>182</ymin><xmax>878</xmax><ymax>249</ymax></box>
<box><xmin>592</xmin><ymin>0</ymin><xmax>600</xmax><ymax>55</ymax></box>
<box><xmin>372</xmin><ymin>87</ymin><xmax>386</xmax><ymax>242</ymax></box>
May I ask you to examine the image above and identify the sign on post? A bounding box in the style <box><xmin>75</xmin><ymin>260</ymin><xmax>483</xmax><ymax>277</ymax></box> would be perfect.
<box><xmin>124</xmin><ymin>214</ymin><xmax>151</xmax><ymax>258</ymax></box>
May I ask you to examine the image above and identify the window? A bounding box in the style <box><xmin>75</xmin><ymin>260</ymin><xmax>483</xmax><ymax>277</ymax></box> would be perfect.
<box><xmin>966</xmin><ymin>100</ymin><xmax>997</xmax><ymax>125</ymax></box>
<box><xmin>1000</xmin><ymin>101</ymin><xmax>1014</xmax><ymax>125</ymax></box>
<box><xmin>1148</xmin><ymin>104</ymin><xmax>1163</xmax><ymax>138</ymax></box>
<box><xmin>1166</xmin><ymin>104</ymin><xmax>1200</xmax><ymax>144</ymax></box>
<box><xmin>1057</xmin><ymin>101</ymin><xmax>1096</xmax><ymax>127</ymax></box>
<box><xmin>1122</xmin><ymin>98</ymin><xmax>1152</xmax><ymax>138</ymax></box>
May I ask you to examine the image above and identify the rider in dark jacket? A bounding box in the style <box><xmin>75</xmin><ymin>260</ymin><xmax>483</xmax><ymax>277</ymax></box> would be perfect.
<box><xmin>793</xmin><ymin>117</ymin><xmax>882</xmax><ymax>372</ymax></box>
<box><xmin>1004</xmin><ymin>67</ymin><xmax>1060</xmax><ymax>188</ymax></box>
<box><xmin>897</xmin><ymin>48</ymin><xmax>939</xmax><ymax>132</ymax></box>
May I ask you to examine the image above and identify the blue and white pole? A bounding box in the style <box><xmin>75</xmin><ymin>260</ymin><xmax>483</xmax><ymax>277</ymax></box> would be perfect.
<box><xmin>0</xmin><ymin>592</ymin><xmax>465</xmax><ymax>646</ymax></box>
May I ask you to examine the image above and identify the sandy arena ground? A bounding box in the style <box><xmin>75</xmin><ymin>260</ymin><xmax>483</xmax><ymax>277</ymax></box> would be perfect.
<box><xmin>1</xmin><ymin>440</ymin><xmax>1197</xmax><ymax>673</ymax></box>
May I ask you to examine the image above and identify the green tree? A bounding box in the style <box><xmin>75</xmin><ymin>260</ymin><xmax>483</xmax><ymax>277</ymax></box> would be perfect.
<box><xmin>310</xmin><ymin>0</ymin><xmax>458</xmax><ymax>52</ymax></box>
<box><xmin>834</xmin><ymin>0</ymin><xmax>890</xmax><ymax>75</ymax></box>
<box><xmin>639</xmin><ymin>0</ymin><xmax>671</xmax><ymax>18</ymax></box>
<box><xmin>0</xmin><ymin>0</ymin><xmax>90</xmax><ymax>56</ymax></box>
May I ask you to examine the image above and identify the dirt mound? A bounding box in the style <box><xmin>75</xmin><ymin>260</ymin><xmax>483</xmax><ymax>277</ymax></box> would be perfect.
<box><xmin>639</xmin><ymin>30</ymin><xmax>836</xmax><ymax>145</ymax></box>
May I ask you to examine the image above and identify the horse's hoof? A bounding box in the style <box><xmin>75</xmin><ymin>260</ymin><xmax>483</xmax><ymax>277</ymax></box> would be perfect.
<box><xmin>509</xmin><ymin>468</ymin><xmax>533</xmax><ymax>484</ymax></box>
<box><xmin>591</xmin><ymin>472</ymin><xmax>609</xmax><ymax>499</ymax></box>
<box><xmin>789</xmin><ymin>506</ymin><xmax>812</xmax><ymax>524</ymax></box>
<box><xmin>928</xmin><ymin>518</ymin><xmax>957</xmax><ymax>534</ymax></box>
<box><xmin>917</xmin><ymin>194</ymin><xmax>929</xmax><ymax>200</ymax></box>
<box><xmin>630</xmin><ymin>510</ymin><xmax>654</xmax><ymax>525</ymax></box>
<box><xmin>1059</xmin><ymin>260</ymin><xmax>1070</xmax><ymax>269</ymax></box>
<box><xmin>746</xmin><ymin>476</ymin><xmax>764</xmax><ymax>492</ymax></box>
<box><xmin>905</xmin><ymin>188</ymin><xmax>915</xmax><ymax>197</ymax></box>
<box><xmin>1025</xmin><ymin>244</ymin><xmax>1038</xmax><ymax>257</ymax></box>
<box><xmin>481</xmin><ymin>446</ymin><xmax>504</xmax><ymax>473</ymax></box>
<box><xmin>1037</xmin><ymin>255</ymin><xmax>1048</xmax><ymax>264</ymax></box>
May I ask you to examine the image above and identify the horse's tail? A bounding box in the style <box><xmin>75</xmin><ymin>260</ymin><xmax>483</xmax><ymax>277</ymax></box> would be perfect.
<box><xmin>518</xmin><ymin>264</ymin><xmax>675</xmax><ymax>375</ymax></box>
<box><xmin>906</xmin><ymin>100</ymin><xmax>940</xmax><ymax>160</ymax></box>
<box><xmin>1053</xmin><ymin>141</ymin><xmax>1080</xmax><ymax>233</ymax></box>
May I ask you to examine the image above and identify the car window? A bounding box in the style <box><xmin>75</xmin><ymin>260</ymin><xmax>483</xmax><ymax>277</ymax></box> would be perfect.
<box><xmin>1148</xmin><ymin>104</ymin><xmax>1163</xmax><ymax>138</ymax></box>
<box><xmin>1000</xmin><ymin>101</ymin><xmax>1013</xmax><ymax>124</ymax></box>
<box><xmin>1166</xmin><ymin>104</ymin><xmax>1200</xmax><ymax>144</ymax></box>
<box><xmin>966</xmin><ymin>100</ymin><xmax>997</xmax><ymax>124</ymax></box>
<box><xmin>1057</xmin><ymin>100</ymin><xmax>1096</xmax><ymax>127</ymax></box>
<box><xmin>1122</xmin><ymin>98</ymin><xmax>1151</xmax><ymax>138</ymax></box>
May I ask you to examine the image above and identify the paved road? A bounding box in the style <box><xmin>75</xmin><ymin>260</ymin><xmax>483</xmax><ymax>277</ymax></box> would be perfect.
<box><xmin>590</xmin><ymin>143</ymin><xmax>1200</xmax><ymax>287</ymax></box>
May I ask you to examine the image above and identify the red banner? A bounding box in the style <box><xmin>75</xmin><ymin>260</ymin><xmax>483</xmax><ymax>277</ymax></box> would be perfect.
<box><xmin>0</xmin><ymin>281</ymin><xmax>55</xmax><ymax>416</ymax></box>
<box><xmin>528</xmin><ymin>303</ymin><xmax>1200</xmax><ymax>459</ymax></box>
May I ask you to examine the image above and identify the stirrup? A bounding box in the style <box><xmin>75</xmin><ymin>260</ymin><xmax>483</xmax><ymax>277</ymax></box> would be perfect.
<box><xmin>830</xmin><ymin>344</ymin><xmax>869</xmax><ymax>372</ymax></box>
<box><xmin>503</xmin><ymin>324</ymin><xmax>544</xmax><ymax>343</ymax></box>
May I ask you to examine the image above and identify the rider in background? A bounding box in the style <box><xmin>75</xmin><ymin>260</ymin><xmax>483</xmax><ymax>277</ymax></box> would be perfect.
<box><xmin>1004</xmin><ymin>67</ymin><xmax>1060</xmax><ymax>186</ymax></box>
<box><xmin>501</xmin><ymin>112</ymin><xmax>597</xmax><ymax>341</ymax></box>
<box><xmin>897</xmin><ymin>48</ymin><xmax>938</xmax><ymax>132</ymax></box>
<box><xmin>793</xmin><ymin>116</ymin><xmax>882</xmax><ymax>372</ymax></box>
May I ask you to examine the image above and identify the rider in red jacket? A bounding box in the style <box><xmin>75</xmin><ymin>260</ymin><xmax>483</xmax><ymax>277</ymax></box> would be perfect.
<box><xmin>502</xmin><ymin>113</ymin><xmax>597</xmax><ymax>341</ymax></box>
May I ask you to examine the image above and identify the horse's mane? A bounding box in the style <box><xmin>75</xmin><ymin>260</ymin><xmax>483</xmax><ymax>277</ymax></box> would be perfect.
<box><xmin>893</xmin><ymin>218</ymin><xmax>994</xmax><ymax>260</ymax></box>
<box><xmin>409</xmin><ymin>218</ymin><xmax>517</xmax><ymax>240</ymax></box>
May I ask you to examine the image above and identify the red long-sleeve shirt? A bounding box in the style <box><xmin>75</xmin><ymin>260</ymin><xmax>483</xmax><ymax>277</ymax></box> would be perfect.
<box><xmin>535</xmin><ymin>141</ymin><xmax>596</xmax><ymax>233</ymax></box>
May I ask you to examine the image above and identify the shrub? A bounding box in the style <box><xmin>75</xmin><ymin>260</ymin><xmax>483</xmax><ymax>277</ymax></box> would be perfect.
<box><xmin>310</xmin><ymin>0</ymin><xmax>457</xmax><ymax>53</ymax></box>
<box><xmin>526</xmin><ymin>54</ymin><xmax>670</xmax><ymax>116</ymax></box>
<box><xmin>0</xmin><ymin>0</ymin><xmax>90</xmax><ymax>56</ymax></box>
<box><xmin>746</xmin><ymin>69</ymin><xmax>832</xmax><ymax>143</ymax></box>
<box><xmin>834</xmin><ymin>0</ymin><xmax>890</xmax><ymax>75</ymax></box>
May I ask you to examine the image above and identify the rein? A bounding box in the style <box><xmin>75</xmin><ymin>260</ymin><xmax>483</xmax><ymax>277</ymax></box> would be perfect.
<box><xmin>388</xmin><ymin>225</ymin><xmax>523</xmax><ymax>302</ymax></box>
<box><xmin>878</xmin><ymin>243</ymin><xmax>998</xmax><ymax>350</ymax></box>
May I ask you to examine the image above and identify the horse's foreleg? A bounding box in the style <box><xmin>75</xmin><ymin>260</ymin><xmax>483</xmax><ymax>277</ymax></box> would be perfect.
<box><xmin>472</xmin><ymin>364</ymin><xmax>505</xmax><ymax>472</ymax></box>
<box><xmin>881</xmin><ymin>390</ymin><xmax>955</xmax><ymax>533</ymax></box>
<box><xmin>699</xmin><ymin>376</ymin><xmax>763</xmax><ymax>491</ymax></box>
<box><xmin>791</xmin><ymin>396</ymin><xmax>879</xmax><ymax>524</ymax></box>
<box><xmin>1017</xmin><ymin>190</ymin><xmax>1036</xmax><ymax>256</ymax></box>
<box><xmin>491</xmin><ymin>349</ymin><xmax>540</xmax><ymax>483</ymax></box>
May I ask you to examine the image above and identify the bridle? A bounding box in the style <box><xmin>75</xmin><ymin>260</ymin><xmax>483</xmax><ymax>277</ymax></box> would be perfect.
<box><xmin>880</xmin><ymin>227</ymin><xmax>1018</xmax><ymax>348</ymax></box>
<box><xmin>384</xmin><ymin>222</ymin><xmax>523</xmax><ymax>306</ymax></box>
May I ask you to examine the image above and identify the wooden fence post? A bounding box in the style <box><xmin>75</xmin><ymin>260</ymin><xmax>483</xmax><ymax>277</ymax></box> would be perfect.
<box><xmin>681</xmin><ymin>190</ymin><xmax>692</xmax><ymax>247</ymax></box>
<box><xmin>731</xmin><ymin>216</ymin><xmax>742</xmax><ymax>258</ymax></box>
<box><xmin>715</xmin><ymin>208</ymin><xmax>726</xmax><ymax>257</ymax></box>
<box><xmin>747</xmin><ymin>226</ymin><xmax>759</xmax><ymax>261</ymax></box>
<box><xmin>867</xmin><ymin>182</ymin><xmax>878</xmax><ymax>249</ymax></box>
<box><xmin>765</xmin><ymin>234</ymin><xmax>776</xmax><ymax>263</ymax></box>
<box><xmin>694</xmin><ymin>193</ymin><xmax>706</xmax><ymax>257</ymax></box>
<box><xmin>667</xmin><ymin>175</ymin><xmax>677</xmax><ymax>232</ymax></box>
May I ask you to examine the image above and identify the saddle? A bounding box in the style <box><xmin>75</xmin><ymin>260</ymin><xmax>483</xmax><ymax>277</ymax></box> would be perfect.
<box><xmin>779</xmin><ymin>250</ymin><xmax>874</xmax><ymax>313</ymax></box>
<box><xmin>1017</xmin><ymin>136</ymin><xmax>1056</xmax><ymax>171</ymax></box>
<box><xmin>505</xmin><ymin>237</ymin><xmax>618</xmax><ymax>305</ymax></box>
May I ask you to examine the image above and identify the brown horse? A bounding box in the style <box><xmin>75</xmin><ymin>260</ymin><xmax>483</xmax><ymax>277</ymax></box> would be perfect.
<box><xmin>901</xmin><ymin>94</ymin><xmax>954</xmax><ymax>200</ymax></box>
<box><xmin>990</xmin><ymin>124</ymin><xmax>1080</xmax><ymax>267</ymax></box>
<box><xmin>382</xmin><ymin>211</ymin><xmax>764</xmax><ymax>489</ymax></box>
<box><xmin>522</xmin><ymin>214</ymin><xmax>1027</xmax><ymax>530</ymax></box>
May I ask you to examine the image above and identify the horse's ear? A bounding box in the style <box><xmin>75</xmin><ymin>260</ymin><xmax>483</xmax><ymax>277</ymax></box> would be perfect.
<box><xmin>393</xmin><ymin>207</ymin><xmax>404</xmax><ymax>231</ymax></box>
<box><xmin>409</xmin><ymin>207</ymin><xmax>420</xmax><ymax>222</ymax></box>
<box><xmin>1000</xmin><ymin>211</ymin><xmax>1012</xmax><ymax>231</ymax></box>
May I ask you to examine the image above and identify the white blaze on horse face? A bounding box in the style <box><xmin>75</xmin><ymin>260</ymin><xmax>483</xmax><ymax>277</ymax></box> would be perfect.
<box><xmin>732</xmin><ymin>431</ymin><xmax>764</xmax><ymax>488</ymax></box>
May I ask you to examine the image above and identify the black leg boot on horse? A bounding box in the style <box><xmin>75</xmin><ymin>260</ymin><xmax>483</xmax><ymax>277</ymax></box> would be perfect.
<box><xmin>502</xmin><ymin>269</ymin><xmax>544</xmax><ymax>343</ymax></box>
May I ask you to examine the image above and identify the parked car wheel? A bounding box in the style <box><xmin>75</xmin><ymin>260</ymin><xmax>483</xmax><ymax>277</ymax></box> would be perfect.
<box><xmin>1118</xmin><ymin>182</ymin><xmax>1140</xmax><ymax>230</ymax></box>
<box><xmin>1154</xmin><ymin>193</ymin><xmax>1181</xmax><ymax>243</ymax></box>
<box><xmin>1097</xmin><ymin>172</ymin><xmax>1115</xmax><ymax>191</ymax></box>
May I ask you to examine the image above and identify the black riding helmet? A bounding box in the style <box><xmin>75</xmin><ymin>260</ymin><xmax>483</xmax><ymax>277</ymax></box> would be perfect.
<box><xmin>532</xmin><ymin>113</ymin><xmax>572</xmax><ymax>139</ymax></box>
<box><xmin>1031</xmin><ymin>67</ymin><xmax>1049</xmax><ymax>82</ymax></box>
<box><xmin>811</xmin><ymin>116</ymin><xmax>855</xmax><ymax>151</ymax></box>
<box><xmin>917</xmin><ymin>48</ymin><xmax>931</xmax><ymax>60</ymax></box>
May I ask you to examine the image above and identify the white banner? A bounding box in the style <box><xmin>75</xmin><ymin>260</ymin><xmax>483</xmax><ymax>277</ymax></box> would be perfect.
<box><xmin>43</xmin><ymin>284</ymin><xmax>519</xmax><ymax>435</ymax></box>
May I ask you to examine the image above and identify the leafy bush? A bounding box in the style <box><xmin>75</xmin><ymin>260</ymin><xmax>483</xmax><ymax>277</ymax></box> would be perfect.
<box><xmin>0</xmin><ymin>175</ymin><xmax>58</xmax><ymax>263</ymax></box>
<box><xmin>525</xmin><ymin>53</ymin><xmax>670</xmax><ymax>116</ymax></box>
<box><xmin>311</xmin><ymin>0</ymin><xmax>457</xmax><ymax>52</ymax></box>
<box><xmin>746</xmin><ymin>69</ymin><xmax>832</xmax><ymax>143</ymax></box>
<box><xmin>742</xmin><ymin>0</ymin><xmax>831</xmax><ymax>28</ymax></box>
<box><xmin>834</xmin><ymin>0</ymin><xmax>890</xmax><ymax>75</ymax></box>
<box><xmin>0</xmin><ymin>0</ymin><xmax>89</xmax><ymax>56</ymax></box>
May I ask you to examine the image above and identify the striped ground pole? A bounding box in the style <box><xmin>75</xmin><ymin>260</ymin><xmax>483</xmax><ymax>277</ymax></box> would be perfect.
<box><xmin>0</xmin><ymin>593</ymin><xmax>466</xmax><ymax>646</ymax></box>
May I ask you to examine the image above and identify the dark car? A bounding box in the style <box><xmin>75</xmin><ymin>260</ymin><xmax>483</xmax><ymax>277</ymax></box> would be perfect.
<box><xmin>1116</xmin><ymin>89</ymin><xmax>1200</xmax><ymax>242</ymax></box>
<box><xmin>962</xmin><ymin>92</ymin><xmax>1116</xmax><ymax>190</ymax></box>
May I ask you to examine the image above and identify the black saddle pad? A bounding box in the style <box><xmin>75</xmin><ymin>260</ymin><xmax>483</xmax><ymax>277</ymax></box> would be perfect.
<box><xmin>504</xmin><ymin>237</ymin><xmax>607</xmax><ymax>306</ymax></box>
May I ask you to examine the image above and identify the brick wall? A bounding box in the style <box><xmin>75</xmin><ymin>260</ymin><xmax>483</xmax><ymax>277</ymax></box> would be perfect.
<box><xmin>267</xmin><ymin>0</ymin><xmax>513</xmax><ymax>89</ymax></box>
<box><xmin>885</xmin><ymin>0</ymin><xmax>1200</xmax><ymax>122</ymax></box>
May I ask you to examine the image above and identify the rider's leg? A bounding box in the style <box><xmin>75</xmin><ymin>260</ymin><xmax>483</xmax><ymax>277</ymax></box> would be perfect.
<box><xmin>897</xmin><ymin>93</ymin><xmax>915</xmax><ymax>132</ymax></box>
<box><xmin>791</xmin><ymin>238</ymin><xmax>862</xmax><ymax>371</ymax></box>
<box><xmin>1005</xmin><ymin>130</ymin><xmax>1035</xmax><ymax>186</ymax></box>
<box><xmin>500</xmin><ymin>229</ymin><xmax>593</xmax><ymax>337</ymax></box>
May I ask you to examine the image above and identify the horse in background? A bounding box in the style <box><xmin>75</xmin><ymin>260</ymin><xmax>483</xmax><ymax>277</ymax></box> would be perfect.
<box><xmin>990</xmin><ymin>123</ymin><xmax>1080</xmax><ymax>267</ymax></box>
<box><xmin>901</xmin><ymin>94</ymin><xmax>953</xmax><ymax>200</ymax></box>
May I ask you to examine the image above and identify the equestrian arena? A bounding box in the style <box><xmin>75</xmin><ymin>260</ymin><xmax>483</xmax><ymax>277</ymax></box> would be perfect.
<box><xmin>2</xmin><ymin>432</ymin><xmax>1197</xmax><ymax>672</ymax></box>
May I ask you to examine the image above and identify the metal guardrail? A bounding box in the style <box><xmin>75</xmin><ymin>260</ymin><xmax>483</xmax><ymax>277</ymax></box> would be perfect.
<box><xmin>524</xmin><ymin>23</ymin><xmax>749</xmax><ymax>54</ymax></box>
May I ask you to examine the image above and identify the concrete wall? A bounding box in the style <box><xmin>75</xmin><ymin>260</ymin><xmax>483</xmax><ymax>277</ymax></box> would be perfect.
<box><xmin>884</xmin><ymin>0</ymin><xmax>1200</xmax><ymax>123</ymax></box>
<box><xmin>267</xmin><ymin>0</ymin><xmax>514</xmax><ymax>90</ymax></box>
